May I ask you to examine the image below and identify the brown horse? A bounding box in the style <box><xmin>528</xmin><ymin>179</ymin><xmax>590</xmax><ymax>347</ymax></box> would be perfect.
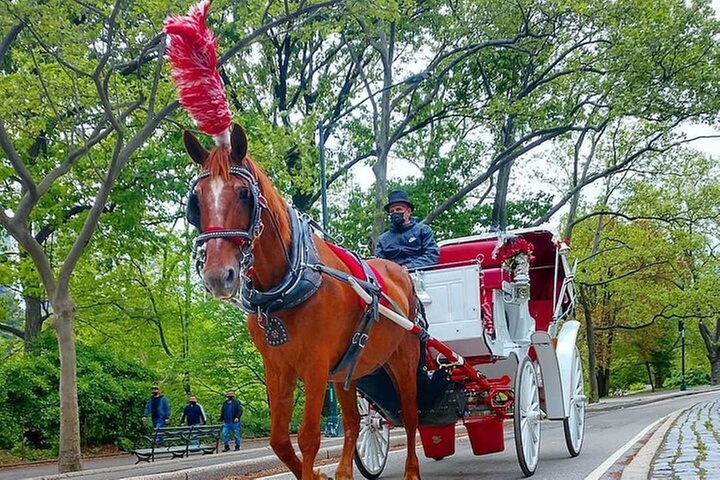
<box><xmin>183</xmin><ymin>123</ymin><xmax>422</xmax><ymax>480</ymax></box>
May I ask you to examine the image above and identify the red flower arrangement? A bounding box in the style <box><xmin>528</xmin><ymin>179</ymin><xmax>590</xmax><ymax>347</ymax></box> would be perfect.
<box><xmin>493</xmin><ymin>237</ymin><xmax>535</xmax><ymax>269</ymax></box>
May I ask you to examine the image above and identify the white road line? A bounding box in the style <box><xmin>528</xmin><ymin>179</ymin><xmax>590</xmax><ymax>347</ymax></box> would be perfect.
<box><xmin>584</xmin><ymin>414</ymin><xmax>667</xmax><ymax>480</ymax></box>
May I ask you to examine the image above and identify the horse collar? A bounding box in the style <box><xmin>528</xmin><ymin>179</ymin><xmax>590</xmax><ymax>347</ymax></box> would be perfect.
<box><xmin>239</xmin><ymin>207</ymin><xmax>323</xmax><ymax>343</ymax></box>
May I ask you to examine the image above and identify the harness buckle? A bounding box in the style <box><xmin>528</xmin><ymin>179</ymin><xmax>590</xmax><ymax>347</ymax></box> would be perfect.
<box><xmin>351</xmin><ymin>332</ymin><xmax>368</xmax><ymax>348</ymax></box>
<box><xmin>257</xmin><ymin>308</ymin><xmax>267</xmax><ymax>329</ymax></box>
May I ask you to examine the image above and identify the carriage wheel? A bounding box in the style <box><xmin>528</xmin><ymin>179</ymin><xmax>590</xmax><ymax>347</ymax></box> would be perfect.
<box><xmin>354</xmin><ymin>396</ymin><xmax>390</xmax><ymax>480</ymax></box>
<box><xmin>514</xmin><ymin>356</ymin><xmax>541</xmax><ymax>477</ymax></box>
<box><xmin>563</xmin><ymin>347</ymin><xmax>586</xmax><ymax>457</ymax></box>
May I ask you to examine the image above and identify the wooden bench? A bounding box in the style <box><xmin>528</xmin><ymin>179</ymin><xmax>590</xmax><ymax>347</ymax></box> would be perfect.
<box><xmin>132</xmin><ymin>425</ymin><xmax>222</xmax><ymax>463</ymax></box>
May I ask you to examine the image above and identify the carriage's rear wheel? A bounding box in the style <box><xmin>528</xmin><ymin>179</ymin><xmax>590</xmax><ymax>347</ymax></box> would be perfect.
<box><xmin>514</xmin><ymin>356</ymin><xmax>541</xmax><ymax>477</ymax></box>
<box><xmin>354</xmin><ymin>396</ymin><xmax>390</xmax><ymax>479</ymax></box>
<box><xmin>563</xmin><ymin>347</ymin><xmax>586</xmax><ymax>457</ymax></box>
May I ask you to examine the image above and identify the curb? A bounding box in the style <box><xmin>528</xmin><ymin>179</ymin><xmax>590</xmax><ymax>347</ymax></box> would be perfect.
<box><xmin>619</xmin><ymin>409</ymin><xmax>685</xmax><ymax>480</ymax></box>
<box><xmin>585</xmin><ymin>387</ymin><xmax>718</xmax><ymax>413</ymax></box>
<box><xmin>125</xmin><ymin>434</ymin><xmax>409</xmax><ymax>480</ymax></box>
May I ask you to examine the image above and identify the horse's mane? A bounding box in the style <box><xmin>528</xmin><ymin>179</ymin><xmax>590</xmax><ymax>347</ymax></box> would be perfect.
<box><xmin>206</xmin><ymin>146</ymin><xmax>291</xmax><ymax>244</ymax></box>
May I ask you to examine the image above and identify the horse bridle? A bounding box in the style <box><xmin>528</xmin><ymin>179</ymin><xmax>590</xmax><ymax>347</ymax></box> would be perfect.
<box><xmin>187</xmin><ymin>166</ymin><xmax>268</xmax><ymax>274</ymax></box>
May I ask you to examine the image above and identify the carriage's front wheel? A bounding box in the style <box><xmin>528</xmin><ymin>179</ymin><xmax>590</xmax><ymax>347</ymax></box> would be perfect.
<box><xmin>514</xmin><ymin>355</ymin><xmax>541</xmax><ymax>477</ymax></box>
<box><xmin>354</xmin><ymin>396</ymin><xmax>390</xmax><ymax>480</ymax></box>
<box><xmin>563</xmin><ymin>347</ymin><xmax>586</xmax><ymax>457</ymax></box>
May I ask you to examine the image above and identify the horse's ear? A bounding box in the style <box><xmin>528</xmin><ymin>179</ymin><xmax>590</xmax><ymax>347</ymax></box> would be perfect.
<box><xmin>183</xmin><ymin>130</ymin><xmax>209</xmax><ymax>165</ymax></box>
<box><xmin>230</xmin><ymin>123</ymin><xmax>248</xmax><ymax>164</ymax></box>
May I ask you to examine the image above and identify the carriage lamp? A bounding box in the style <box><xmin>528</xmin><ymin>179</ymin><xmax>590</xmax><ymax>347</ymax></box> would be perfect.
<box><xmin>513</xmin><ymin>273</ymin><xmax>530</xmax><ymax>300</ymax></box>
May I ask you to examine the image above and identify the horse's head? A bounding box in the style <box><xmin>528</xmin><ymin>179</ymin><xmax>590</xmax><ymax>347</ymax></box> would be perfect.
<box><xmin>184</xmin><ymin>124</ymin><xmax>263</xmax><ymax>298</ymax></box>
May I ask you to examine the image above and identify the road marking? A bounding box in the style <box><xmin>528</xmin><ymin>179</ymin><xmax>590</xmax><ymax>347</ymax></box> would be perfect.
<box><xmin>584</xmin><ymin>414</ymin><xmax>667</xmax><ymax>480</ymax></box>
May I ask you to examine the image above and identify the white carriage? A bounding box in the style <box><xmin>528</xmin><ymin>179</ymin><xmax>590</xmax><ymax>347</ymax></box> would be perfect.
<box><xmin>354</xmin><ymin>228</ymin><xmax>586</xmax><ymax>478</ymax></box>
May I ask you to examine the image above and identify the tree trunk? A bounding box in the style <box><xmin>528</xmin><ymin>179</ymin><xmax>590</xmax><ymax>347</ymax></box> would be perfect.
<box><xmin>371</xmin><ymin>147</ymin><xmax>390</xmax><ymax>247</ymax></box>
<box><xmin>24</xmin><ymin>296</ymin><xmax>44</xmax><ymax>353</ymax></box>
<box><xmin>711</xmin><ymin>354</ymin><xmax>720</xmax><ymax>386</ymax></box>
<box><xmin>52</xmin><ymin>294</ymin><xmax>82</xmax><ymax>473</ymax></box>
<box><xmin>578</xmin><ymin>286</ymin><xmax>599</xmax><ymax>403</ymax></box>
<box><xmin>698</xmin><ymin>320</ymin><xmax>720</xmax><ymax>386</ymax></box>
<box><xmin>597</xmin><ymin>367</ymin><xmax>610</xmax><ymax>397</ymax></box>
<box><xmin>491</xmin><ymin>161</ymin><xmax>514</xmax><ymax>229</ymax></box>
<box><xmin>644</xmin><ymin>362</ymin><xmax>655</xmax><ymax>392</ymax></box>
<box><xmin>490</xmin><ymin>116</ymin><xmax>515</xmax><ymax>230</ymax></box>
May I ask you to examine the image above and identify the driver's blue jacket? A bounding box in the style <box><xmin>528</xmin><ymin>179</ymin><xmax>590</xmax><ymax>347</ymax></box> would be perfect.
<box><xmin>374</xmin><ymin>219</ymin><xmax>439</xmax><ymax>270</ymax></box>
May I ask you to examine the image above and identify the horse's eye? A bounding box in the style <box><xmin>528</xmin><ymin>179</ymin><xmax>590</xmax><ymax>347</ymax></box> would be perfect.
<box><xmin>238</xmin><ymin>188</ymin><xmax>250</xmax><ymax>201</ymax></box>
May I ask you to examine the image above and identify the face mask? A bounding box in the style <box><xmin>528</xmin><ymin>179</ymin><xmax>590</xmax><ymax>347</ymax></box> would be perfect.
<box><xmin>226</xmin><ymin>395</ymin><xmax>234</xmax><ymax>400</ymax></box>
<box><xmin>152</xmin><ymin>392</ymin><xmax>159</xmax><ymax>397</ymax></box>
<box><xmin>390</xmin><ymin>212</ymin><xmax>405</xmax><ymax>228</ymax></box>
<box><xmin>190</xmin><ymin>401</ymin><xmax>196</xmax><ymax>405</ymax></box>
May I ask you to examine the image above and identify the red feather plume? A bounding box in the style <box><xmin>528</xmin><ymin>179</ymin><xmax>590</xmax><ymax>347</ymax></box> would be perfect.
<box><xmin>164</xmin><ymin>0</ymin><xmax>232</xmax><ymax>140</ymax></box>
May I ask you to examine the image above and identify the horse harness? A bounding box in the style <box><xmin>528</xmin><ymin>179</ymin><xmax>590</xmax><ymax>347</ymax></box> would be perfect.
<box><xmin>187</xmin><ymin>167</ymin><xmax>411</xmax><ymax>384</ymax></box>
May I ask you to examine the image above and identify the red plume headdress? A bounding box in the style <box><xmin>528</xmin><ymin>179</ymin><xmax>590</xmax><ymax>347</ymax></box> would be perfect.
<box><xmin>164</xmin><ymin>0</ymin><xmax>232</xmax><ymax>145</ymax></box>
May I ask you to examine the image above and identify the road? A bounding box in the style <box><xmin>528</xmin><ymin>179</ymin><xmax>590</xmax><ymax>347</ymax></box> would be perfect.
<box><xmin>259</xmin><ymin>390</ymin><xmax>720</xmax><ymax>480</ymax></box>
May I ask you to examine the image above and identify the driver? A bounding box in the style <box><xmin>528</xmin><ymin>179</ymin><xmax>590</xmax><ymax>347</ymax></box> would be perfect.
<box><xmin>374</xmin><ymin>190</ymin><xmax>439</xmax><ymax>270</ymax></box>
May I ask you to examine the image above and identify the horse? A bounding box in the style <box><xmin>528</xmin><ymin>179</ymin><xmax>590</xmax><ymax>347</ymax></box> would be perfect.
<box><xmin>183</xmin><ymin>123</ymin><xmax>423</xmax><ymax>480</ymax></box>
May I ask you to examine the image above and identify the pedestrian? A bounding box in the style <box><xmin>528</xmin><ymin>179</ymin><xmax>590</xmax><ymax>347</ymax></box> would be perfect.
<box><xmin>180</xmin><ymin>395</ymin><xmax>207</xmax><ymax>426</ymax></box>
<box><xmin>142</xmin><ymin>385</ymin><xmax>171</xmax><ymax>445</ymax></box>
<box><xmin>142</xmin><ymin>385</ymin><xmax>171</xmax><ymax>428</ymax></box>
<box><xmin>374</xmin><ymin>190</ymin><xmax>439</xmax><ymax>270</ymax></box>
<box><xmin>220</xmin><ymin>389</ymin><xmax>243</xmax><ymax>452</ymax></box>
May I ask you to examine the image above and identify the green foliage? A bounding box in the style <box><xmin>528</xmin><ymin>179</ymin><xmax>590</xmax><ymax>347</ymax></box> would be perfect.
<box><xmin>665</xmin><ymin>366</ymin><xmax>710</xmax><ymax>389</ymax></box>
<box><xmin>0</xmin><ymin>333</ymin><xmax>156</xmax><ymax>450</ymax></box>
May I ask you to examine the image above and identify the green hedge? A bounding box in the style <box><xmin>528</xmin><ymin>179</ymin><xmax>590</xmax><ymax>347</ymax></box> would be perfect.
<box><xmin>0</xmin><ymin>333</ymin><xmax>155</xmax><ymax>450</ymax></box>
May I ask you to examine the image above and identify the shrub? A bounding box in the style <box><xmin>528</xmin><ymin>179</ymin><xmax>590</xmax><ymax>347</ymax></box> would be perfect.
<box><xmin>0</xmin><ymin>332</ymin><xmax>157</xmax><ymax>451</ymax></box>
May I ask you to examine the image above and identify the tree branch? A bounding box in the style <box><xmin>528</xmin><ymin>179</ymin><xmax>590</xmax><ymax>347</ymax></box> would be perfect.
<box><xmin>0</xmin><ymin>323</ymin><xmax>25</xmax><ymax>339</ymax></box>
<box><xmin>580</xmin><ymin>261</ymin><xmax>669</xmax><ymax>288</ymax></box>
<box><xmin>219</xmin><ymin>0</ymin><xmax>341</xmax><ymax>66</ymax></box>
<box><xmin>0</xmin><ymin>119</ymin><xmax>37</xmax><ymax>199</ymax></box>
<box><xmin>0</xmin><ymin>18</ymin><xmax>26</xmax><ymax>62</ymax></box>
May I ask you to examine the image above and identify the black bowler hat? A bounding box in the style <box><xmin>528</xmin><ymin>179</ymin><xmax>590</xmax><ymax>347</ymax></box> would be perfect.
<box><xmin>383</xmin><ymin>190</ymin><xmax>415</xmax><ymax>212</ymax></box>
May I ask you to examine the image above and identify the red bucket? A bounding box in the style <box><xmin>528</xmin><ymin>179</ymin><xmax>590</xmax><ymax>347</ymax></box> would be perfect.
<box><xmin>464</xmin><ymin>416</ymin><xmax>505</xmax><ymax>455</ymax></box>
<box><xmin>418</xmin><ymin>424</ymin><xmax>456</xmax><ymax>460</ymax></box>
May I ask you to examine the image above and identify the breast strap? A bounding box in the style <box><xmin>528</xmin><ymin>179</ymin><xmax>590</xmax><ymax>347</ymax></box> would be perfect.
<box><xmin>240</xmin><ymin>208</ymin><xmax>323</xmax><ymax>315</ymax></box>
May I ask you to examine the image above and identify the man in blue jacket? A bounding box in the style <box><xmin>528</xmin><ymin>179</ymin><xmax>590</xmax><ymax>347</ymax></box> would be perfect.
<box><xmin>142</xmin><ymin>385</ymin><xmax>171</xmax><ymax>428</ymax></box>
<box><xmin>220</xmin><ymin>389</ymin><xmax>243</xmax><ymax>452</ymax></box>
<box><xmin>374</xmin><ymin>190</ymin><xmax>439</xmax><ymax>270</ymax></box>
<box><xmin>142</xmin><ymin>385</ymin><xmax>171</xmax><ymax>445</ymax></box>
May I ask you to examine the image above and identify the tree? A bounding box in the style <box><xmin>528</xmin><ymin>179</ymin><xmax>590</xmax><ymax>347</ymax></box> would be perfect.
<box><xmin>424</xmin><ymin>0</ymin><xmax>720</xmax><ymax>229</ymax></box>
<box><xmin>570</xmin><ymin>151</ymin><xmax>720</xmax><ymax>398</ymax></box>
<box><xmin>0</xmin><ymin>0</ymin><xmax>339</xmax><ymax>471</ymax></box>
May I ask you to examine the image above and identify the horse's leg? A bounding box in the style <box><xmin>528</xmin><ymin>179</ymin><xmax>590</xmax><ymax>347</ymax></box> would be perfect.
<box><xmin>333</xmin><ymin>383</ymin><xmax>360</xmax><ymax>480</ymax></box>
<box><xmin>298</xmin><ymin>374</ymin><xmax>329</xmax><ymax>480</ymax></box>
<box><xmin>386</xmin><ymin>338</ymin><xmax>422</xmax><ymax>480</ymax></box>
<box><xmin>267</xmin><ymin>368</ymin><xmax>303</xmax><ymax>478</ymax></box>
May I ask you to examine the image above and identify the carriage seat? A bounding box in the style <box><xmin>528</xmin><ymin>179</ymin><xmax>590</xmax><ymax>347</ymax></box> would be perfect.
<box><xmin>481</xmin><ymin>268</ymin><xmax>510</xmax><ymax>292</ymax></box>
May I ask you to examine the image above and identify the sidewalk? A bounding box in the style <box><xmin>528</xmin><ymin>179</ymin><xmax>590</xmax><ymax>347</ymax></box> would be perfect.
<box><xmin>584</xmin><ymin>385</ymin><xmax>719</xmax><ymax>413</ymax></box>
<box><xmin>648</xmin><ymin>398</ymin><xmax>720</xmax><ymax>479</ymax></box>
<box><xmin>2</xmin><ymin>385</ymin><xmax>716</xmax><ymax>480</ymax></box>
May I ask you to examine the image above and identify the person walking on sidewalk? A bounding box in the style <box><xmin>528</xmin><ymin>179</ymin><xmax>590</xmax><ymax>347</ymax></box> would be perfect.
<box><xmin>220</xmin><ymin>389</ymin><xmax>243</xmax><ymax>452</ymax></box>
<box><xmin>142</xmin><ymin>385</ymin><xmax>171</xmax><ymax>428</ymax></box>
<box><xmin>180</xmin><ymin>395</ymin><xmax>207</xmax><ymax>426</ymax></box>
<box><xmin>142</xmin><ymin>385</ymin><xmax>171</xmax><ymax>445</ymax></box>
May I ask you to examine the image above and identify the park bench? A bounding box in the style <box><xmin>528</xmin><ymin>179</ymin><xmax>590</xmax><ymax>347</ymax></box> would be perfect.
<box><xmin>132</xmin><ymin>424</ymin><xmax>222</xmax><ymax>463</ymax></box>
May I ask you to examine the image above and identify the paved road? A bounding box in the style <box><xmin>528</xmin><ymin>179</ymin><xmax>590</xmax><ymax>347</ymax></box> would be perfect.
<box><xmin>3</xmin><ymin>387</ymin><xmax>717</xmax><ymax>480</ymax></box>
<box><xmin>257</xmin><ymin>390</ymin><xmax>720</xmax><ymax>480</ymax></box>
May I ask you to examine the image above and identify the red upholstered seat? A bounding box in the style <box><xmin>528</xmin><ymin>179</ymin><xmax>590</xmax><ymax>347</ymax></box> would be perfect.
<box><xmin>481</xmin><ymin>268</ymin><xmax>510</xmax><ymax>290</ymax></box>
<box><xmin>438</xmin><ymin>240</ymin><xmax>500</xmax><ymax>268</ymax></box>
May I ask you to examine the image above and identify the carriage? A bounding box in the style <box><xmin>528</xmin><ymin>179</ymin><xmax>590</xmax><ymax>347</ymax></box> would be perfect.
<box><xmin>352</xmin><ymin>228</ymin><xmax>586</xmax><ymax>478</ymax></box>
<box><xmin>163</xmin><ymin>4</ymin><xmax>586</xmax><ymax>478</ymax></box>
